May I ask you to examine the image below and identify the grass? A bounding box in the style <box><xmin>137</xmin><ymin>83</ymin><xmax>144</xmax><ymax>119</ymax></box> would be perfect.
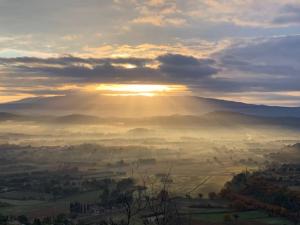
<box><xmin>0</xmin><ymin>190</ymin><xmax>100</xmax><ymax>218</ymax></box>
<box><xmin>0</xmin><ymin>191</ymin><xmax>53</xmax><ymax>201</ymax></box>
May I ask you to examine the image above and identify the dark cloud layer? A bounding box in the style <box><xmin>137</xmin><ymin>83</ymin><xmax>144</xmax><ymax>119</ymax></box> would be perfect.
<box><xmin>2</xmin><ymin>35</ymin><xmax>300</xmax><ymax>100</ymax></box>
<box><xmin>273</xmin><ymin>4</ymin><xmax>300</xmax><ymax>25</ymax></box>
<box><xmin>158</xmin><ymin>54</ymin><xmax>218</xmax><ymax>80</ymax></box>
<box><xmin>215</xmin><ymin>35</ymin><xmax>300</xmax><ymax>92</ymax></box>
<box><xmin>218</xmin><ymin>36</ymin><xmax>300</xmax><ymax>76</ymax></box>
<box><xmin>0</xmin><ymin>54</ymin><xmax>220</xmax><ymax>85</ymax></box>
<box><xmin>0</xmin><ymin>56</ymin><xmax>150</xmax><ymax>67</ymax></box>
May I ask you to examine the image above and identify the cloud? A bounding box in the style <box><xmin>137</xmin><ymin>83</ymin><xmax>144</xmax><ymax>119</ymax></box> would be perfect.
<box><xmin>81</xmin><ymin>41</ymin><xmax>229</xmax><ymax>59</ymax></box>
<box><xmin>3</xmin><ymin>35</ymin><xmax>300</xmax><ymax>98</ymax></box>
<box><xmin>158</xmin><ymin>54</ymin><xmax>218</xmax><ymax>80</ymax></box>
<box><xmin>130</xmin><ymin>0</ymin><xmax>186</xmax><ymax>27</ymax></box>
<box><xmin>273</xmin><ymin>3</ymin><xmax>300</xmax><ymax>25</ymax></box>
<box><xmin>0</xmin><ymin>54</ymin><xmax>220</xmax><ymax>94</ymax></box>
<box><xmin>215</xmin><ymin>35</ymin><xmax>300</xmax><ymax>93</ymax></box>
<box><xmin>2</xmin><ymin>34</ymin><xmax>300</xmax><ymax>105</ymax></box>
<box><xmin>0</xmin><ymin>56</ymin><xmax>150</xmax><ymax>67</ymax></box>
<box><xmin>0</xmin><ymin>0</ymin><xmax>299</xmax><ymax>60</ymax></box>
<box><xmin>218</xmin><ymin>35</ymin><xmax>300</xmax><ymax>75</ymax></box>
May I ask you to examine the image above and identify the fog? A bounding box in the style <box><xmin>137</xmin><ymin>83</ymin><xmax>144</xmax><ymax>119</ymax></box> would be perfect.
<box><xmin>1</xmin><ymin>104</ymin><xmax>300</xmax><ymax>219</ymax></box>
<box><xmin>1</xmin><ymin>120</ymin><xmax>299</xmax><ymax>193</ymax></box>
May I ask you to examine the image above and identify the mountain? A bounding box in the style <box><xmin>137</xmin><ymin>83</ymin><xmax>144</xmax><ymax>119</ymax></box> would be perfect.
<box><xmin>0</xmin><ymin>112</ymin><xmax>27</xmax><ymax>121</ymax></box>
<box><xmin>0</xmin><ymin>110</ymin><xmax>299</xmax><ymax>129</ymax></box>
<box><xmin>0</xmin><ymin>93</ymin><xmax>300</xmax><ymax>117</ymax></box>
<box><xmin>0</xmin><ymin>112</ymin><xmax>53</xmax><ymax>123</ymax></box>
<box><xmin>125</xmin><ymin>111</ymin><xmax>300</xmax><ymax>128</ymax></box>
<box><xmin>54</xmin><ymin>114</ymin><xmax>102</xmax><ymax>124</ymax></box>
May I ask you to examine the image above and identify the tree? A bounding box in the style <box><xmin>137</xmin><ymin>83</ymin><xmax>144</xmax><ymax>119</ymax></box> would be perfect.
<box><xmin>223</xmin><ymin>214</ymin><xmax>232</xmax><ymax>223</ymax></box>
<box><xmin>116</xmin><ymin>192</ymin><xmax>134</xmax><ymax>225</ymax></box>
<box><xmin>208</xmin><ymin>192</ymin><xmax>217</xmax><ymax>200</ymax></box>
<box><xmin>233</xmin><ymin>214</ymin><xmax>239</xmax><ymax>223</ymax></box>
<box><xmin>0</xmin><ymin>214</ymin><xmax>8</xmax><ymax>225</ymax></box>
<box><xmin>116</xmin><ymin>178</ymin><xmax>134</xmax><ymax>191</ymax></box>
<box><xmin>54</xmin><ymin>214</ymin><xmax>69</xmax><ymax>225</ymax></box>
<box><xmin>33</xmin><ymin>218</ymin><xmax>42</xmax><ymax>225</ymax></box>
<box><xmin>17</xmin><ymin>215</ymin><xmax>29</xmax><ymax>225</ymax></box>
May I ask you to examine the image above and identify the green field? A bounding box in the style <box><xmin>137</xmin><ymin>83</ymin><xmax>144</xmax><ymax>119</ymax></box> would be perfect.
<box><xmin>0</xmin><ymin>190</ymin><xmax>100</xmax><ymax>218</ymax></box>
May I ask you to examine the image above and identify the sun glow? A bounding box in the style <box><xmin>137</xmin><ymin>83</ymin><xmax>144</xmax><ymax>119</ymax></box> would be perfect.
<box><xmin>95</xmin><ymin>84</ymin><xmax>188</xmax><ymax>96</ymax></box>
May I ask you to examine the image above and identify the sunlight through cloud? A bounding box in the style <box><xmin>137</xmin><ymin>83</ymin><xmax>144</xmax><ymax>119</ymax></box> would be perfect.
<box><xmin>95</xmin><ymin>83</ymin><xmax>188</xmax><ymax>96</ymax></box>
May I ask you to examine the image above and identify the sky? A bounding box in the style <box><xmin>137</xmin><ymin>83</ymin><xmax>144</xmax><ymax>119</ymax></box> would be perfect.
<box><xmin>1</xmin><ymin>0</ymin><xmax>300</xmax><ymax>105</ymax></box>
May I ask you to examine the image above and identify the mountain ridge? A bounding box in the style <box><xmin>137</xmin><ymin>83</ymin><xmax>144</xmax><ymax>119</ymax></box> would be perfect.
<box><xmin>1</xmin><ymin>110</ymin><xmax>300</xmax><ymax>129</ymax></box>
<box><xmin>0</xmin><ymin>94</ymin><xmax>300</xmax><ymax>117</ymax></box>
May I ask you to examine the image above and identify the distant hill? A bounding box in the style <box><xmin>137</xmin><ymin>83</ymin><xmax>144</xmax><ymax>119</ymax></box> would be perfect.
<box><xmin>0</xmin><ymin>112</ymin><xmax>24</xmax><ymax>121</ymax></box>
<box><xmin>287</xmin><ymin>143</ymin><xmax>300</xmax><ymax>151</ymax></box>
<box><xmin>127</xmin><ymin>111</ymin><xmax>300</xmax><ymax>128</ymax></box>
<box><xmin>54</xmin><ymin>114</ymin><xmax>102</xmax><ymax>124</ymax></box>
<box><xmin>0</xmin><ymin>112</ymin><xmax>53</xmax><ymax>123</ymax></box>
<box><xmin>0</xmin><ymin>94</ymin><xmax>300</xmax><ymax>117</ymax></box>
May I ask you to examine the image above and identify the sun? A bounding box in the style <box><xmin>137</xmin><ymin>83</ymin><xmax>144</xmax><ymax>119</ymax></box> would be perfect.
<box><xmin>95</xmin><ymin>83</ymin><xmax>188</xmax><ymax>96</ymax></box>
